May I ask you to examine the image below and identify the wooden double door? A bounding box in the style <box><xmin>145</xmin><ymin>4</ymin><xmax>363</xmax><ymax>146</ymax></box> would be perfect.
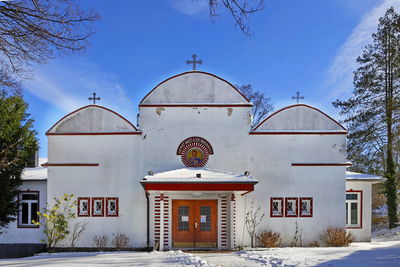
<box><xmin>172</xmin><ymin>200</ymin><xmax>218</xmax><ymax>248</ymax></box>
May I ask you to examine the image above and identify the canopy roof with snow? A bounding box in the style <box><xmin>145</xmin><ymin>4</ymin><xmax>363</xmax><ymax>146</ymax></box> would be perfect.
<box><xmin>140</xmin><ymin>71</ymin><xmax>251</xmax><ymax>105</ymax></box>
<box><xmin>346</xmin><ymin>171</ymin><xmax>386</xmax><ymax>183</ymax></box>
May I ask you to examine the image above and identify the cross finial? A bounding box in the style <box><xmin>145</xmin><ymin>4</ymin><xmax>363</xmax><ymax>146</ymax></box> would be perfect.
<box><xmin>186</xmin><ymin>54</ymin><xmax>203</xmax><ymax>70</ymax></box>
<box><xmin>292</xmin><ymin>91</ymin><xmax>304</xmax><ymax>103</ymax></box>
<box><xmin>88</xmin><ymin>92</ymin><xmax>101</xmax><ymax>104</ymax></box>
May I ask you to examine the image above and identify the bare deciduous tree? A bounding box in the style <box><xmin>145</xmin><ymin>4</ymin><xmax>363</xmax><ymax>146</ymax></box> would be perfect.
<box><xmin>209</xmin><ymin>0</ymin><xmax>264</xmax><ymax>35</ymax></box>
<box><xmin>245</xmin><ymin>201</ymin><xmax>265</xmax><ymax>248</ymax></box>
<box><xmin>237</xmin><ymin>84</ymin><xmax>273</xmax><ymax>127</ymax></box>
<box><xmin>0</xmin><ymin>0</ymin><xmax>99</xmax><ymax>92</ymax></box>
<box><xmin>70</xmin><ymin>221</ymin><xmax>89</xmax><ymax>247</ymax></box>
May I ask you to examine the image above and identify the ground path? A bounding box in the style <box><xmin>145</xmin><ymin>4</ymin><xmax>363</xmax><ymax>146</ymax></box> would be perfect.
<box><xmin>1</xmin><ymin>241</ymin><xmax>399</xmax><ymax>266</ymax></box>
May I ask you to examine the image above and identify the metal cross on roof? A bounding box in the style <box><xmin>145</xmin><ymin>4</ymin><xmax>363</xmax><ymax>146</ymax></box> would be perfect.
<box><xmin>292</xmin><ymin>91</ymin><xmax>304</xmax><ymax>103</ymax></box>
<box><xmin>88</xmin><ymin>92</ymin><xmax>101</xmax><ymax>104</ymax></box>
<box><xmin>186</xmin><ymin>54</ymin><xmax>203</xmax><ymax>70</ymax></box>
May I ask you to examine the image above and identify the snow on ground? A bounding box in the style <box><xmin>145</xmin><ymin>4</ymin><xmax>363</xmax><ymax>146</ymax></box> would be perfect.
<box><xmin>373</xmin><ymin>225</ymin><xmax>400</xmax><ymax>241</ymax></box>
<box><xmin>0</xmin><ymin>240</ymin><xmax>399</xmax><ymax>266</ymax></box>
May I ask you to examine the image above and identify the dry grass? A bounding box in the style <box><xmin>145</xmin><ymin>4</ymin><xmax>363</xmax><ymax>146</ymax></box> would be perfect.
<box><xmin>93</xmin><ymin>235</ymin><xmax>108</xmax><ymax>248</ymax></box>
<box><xmin>306</xmin><ymin>240</ymin><xmax>320</xmax><ymax>247</ymax></box>
<box><xmin>112</xmin><ymin>233</ymin><xmax>131</xmax><ymax>249</ymax></box>
<box><xmin>257</xmin><ymin>230</ymin><xmax>281</xmax><ymax>248</ymax></box>
<box><xmin>321</xmin><ymin>227</ymin><xmax>354</xmax><ymax>247</ymax></box>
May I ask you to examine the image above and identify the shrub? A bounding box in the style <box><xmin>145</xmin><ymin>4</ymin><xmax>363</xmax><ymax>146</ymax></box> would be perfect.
<box><xmin>93</xmin><ymin>235</ymin><xmax>108</xmax><ymax>248</ymax></box>
<box><xmin>306</xmin><ymin>240</ymin><xmax>320</xmax><ymax>247</ymax></box>
<box><xmin>112</xmin><ymin>233</ymin><xmax>131</xmax><ymax>249</ymax></box>
<box><xmin>257</xmin><ymin>230</ymin><xmax>281</xmax><ymax>248</ymax></box>
<box><xmin>321</xmin><ymin>227</ymin><xmax>353</xmax><ymax>247</ymax></box>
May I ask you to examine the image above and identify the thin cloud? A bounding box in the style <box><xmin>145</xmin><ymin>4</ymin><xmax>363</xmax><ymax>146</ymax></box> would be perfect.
<box><xmin>23</xmin><ymin>59</ymin><xmax>135</xmax><ymax>120</ymax></box>
<box><xmin>169</xmin><ymin>0</ymin><xmax>209</xmax><ymax>15</ymax></box>
<box><xmin>326</xmin><ymin>0</ymin><xmax>400</xmax><ymax>100</ymax></box>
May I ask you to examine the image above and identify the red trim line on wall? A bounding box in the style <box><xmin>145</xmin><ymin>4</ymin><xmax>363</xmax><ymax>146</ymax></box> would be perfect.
<box><xmin>252</xmin><ymin>104</ymin><xmax>347</xmax><ymax>132</ymax></box>
<box><xmin>47</xmin><ymin>132</ymin><xmax>141</xmax><ymax>136</ymax></box>
<box><xmin>139</xmin><ymin>104</ymin><xmax>252</xmax><ymax>107</ymax></box>
<box><xmin>249</xmin><ymin>131</ymin><xmax>347</xmax><ymax>135</ymax></box>
<box><xmin>346</xmin><ymin>190</ymin><xmax>363</xmax><ymax>229</ymax></box>
<box><xmin>46</xmin><ymin>105</ymin><xmax>139</xmax><ymax>134</ymax></box>
<box><xmin>42</xmin><ymin>163</ymin><xmax>99</xmax><ymax>167</ymax></box>
<box><xmin>17</xmin><ymin>190</ymin><xmax>40</xmax><ymax>228</ymax></box>
<box><xmin>291</xmin><ymin>163</ymin><xmax>352</xmax><ymax>167</ymax></box>
<box><xmin>139</xmin><ymin>71</ymin><xmax>251</xmax><ymax>104</ymax></box>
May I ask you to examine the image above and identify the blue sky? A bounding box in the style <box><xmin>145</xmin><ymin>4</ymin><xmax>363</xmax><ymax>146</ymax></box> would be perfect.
<box><xmin>22</xmin><ymin>0</ymin><xmax>400</xmax><ymax>158</ymax></box>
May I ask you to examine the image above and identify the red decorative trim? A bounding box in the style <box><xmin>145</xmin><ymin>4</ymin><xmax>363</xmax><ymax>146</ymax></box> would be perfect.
<box><xmin>77</xmin><ymin>197</ymin><xmax>91</xmax><ymax>217</ymax></box>
<box><xmin>139</xmin><ymin>104</ymin><xmax>252</xmax><ymax>107</ymax></box>
<box><xmin>47</xmin><ymin>132</ymin><xmax>141</xmax><ymax>136</ymax></box>
<box><xmin>42</xmin><ymin>163</ymin><xmax>99</xmax><ymax>167</ymax></box>
<box><xmin>252</xmin><ymin>104</ymin><xmax>347</xmax><ymax>132</ymax></box>
<box><xmin>292</xmin><ymin>163</ymin><xmax>352</xmax><ymax>167</ymax></box>
<box><xmin>92</xmin><ymin>197</ymin><xmax>104</xmax><ymax>217</ymax></box>
<box><xmin>140</xmin><ymin>71</ymin><xmax>250</xmax><ymax>104</ymax></box>
<box><xmin>106</xmin><ymin>197</ymin><xmax>119</xmax><ymax>217</ymax></box>
<box><xmin>270</xmin><ymin>197</ymin><xmax>284</xmax><ymax>217</ymax></box>
<box><xmin>299</xmin><ymin>197</ymin><xmax>313</xmax><ymax>217</ymax></box>
<box><xmin>285</xmin><ymin>197</ymin><xmax>299</xmax><ymax>217</ymax></box>
<box><xmin>346</xmin><ymin>190</ymin><xmax>363</xmax><ymax>229</ymax></box>
<box><xmin>46</xmin><ymin>105</ymin><xmax>139</xmax><ymax>135</ymax></box>
<box><xmin>17</xmin><ymin>191</ymin><xmax>40</xmax><ymax>228</ymax></box>
<box><xmin>249</xmin><ymin>131</ymin><xmax>347</xmax><ymax>135</ymax></box>
<box><xmin>142</xmin><ymin>183</ymin><xmax>255</xmax><ymax>192</ymax></box>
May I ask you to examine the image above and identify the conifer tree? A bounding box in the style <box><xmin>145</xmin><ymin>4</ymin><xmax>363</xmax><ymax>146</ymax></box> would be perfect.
<box><xmin>333</xmin><ymin>7</ymin><xmax>400</xmax><ymax>228</ymax></box>
<box><xmin>0</xmin><ymin>91</ymin><xmax>37</xmax><ymax>230</ymax></box>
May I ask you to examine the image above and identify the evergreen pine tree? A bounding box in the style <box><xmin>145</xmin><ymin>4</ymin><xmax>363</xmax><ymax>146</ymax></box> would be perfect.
<box><xmin>0</xmin><ymin>91</ymin><xmax>37</xmax><ymax>230</ymax></box>
<box><xmin>334</xmin><ymin>7</ymin><xmax>400</xmax><ymax>228</ymax></box>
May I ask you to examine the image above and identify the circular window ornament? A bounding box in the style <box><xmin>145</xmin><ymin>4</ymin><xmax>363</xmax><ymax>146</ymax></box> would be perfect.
<box><xmin>177</xmin><ymin>137</ymin><xmax>214</xmax><ymax>168</ymax></box>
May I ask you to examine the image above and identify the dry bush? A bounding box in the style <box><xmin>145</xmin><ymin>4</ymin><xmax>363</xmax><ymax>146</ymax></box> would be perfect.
<box><xmin>306</xmin><ymin>240</ymin><xmax>320</xmax><ymax>247</ymax></box>
<box><xmin>372</xmin><ymin>184</ymin><xmax>386</xmax><ymax>208</ymax></box>
<box><xmin>112</xmin><ymin>233</ymin><xmax>131</xmax><ymax>249</ymax></box>
<box><xmin>93</xmin><ymin>235</ymin><xmax>108</xmax><ymax>248</ymax></box>
<box><xmin>321</xmin><ymin>227</ymin><xmax>354</xmax><ymax>247</ymax></box>
<box><xmin>257</xmin><ymin>230</ymin><xmax>281</xmax><ymax>248</ymax></box>
<box><xmin>372</xmin><ymin>214</ymin><xmax>388</xmax><ymax>230</ymax></box>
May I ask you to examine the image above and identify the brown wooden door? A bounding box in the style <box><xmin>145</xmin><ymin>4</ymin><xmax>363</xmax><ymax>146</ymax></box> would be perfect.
<box><xmin>172</xmin><ymin>200</ymin><xmax>217</xmax><ymax>248</ymax></box>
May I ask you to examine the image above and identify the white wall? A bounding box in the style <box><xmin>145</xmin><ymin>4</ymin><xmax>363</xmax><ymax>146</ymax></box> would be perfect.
<box><xmin>346</xmin><ymin>181</ymin><xmax>372</xmax><ymax>242</ymax></box>
<box><xmin>0</xmin><ymin>181</ymin><xmax>47</xmax><ymax>244</ymax></box>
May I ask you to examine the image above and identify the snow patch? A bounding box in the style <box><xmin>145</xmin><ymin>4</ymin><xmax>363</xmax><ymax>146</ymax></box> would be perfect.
<box><xmin>167</xmin><ymin>250</ymin><xmax>211</xmax><ymax>266</ymax></box>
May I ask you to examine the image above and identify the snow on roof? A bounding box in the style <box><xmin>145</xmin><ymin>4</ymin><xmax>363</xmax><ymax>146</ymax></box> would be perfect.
<box><xmin>143</xmin><ymin>168</ymin><xmax>257</xmax><ymax>183</ymax></box>
<box><xmin>346</xmin><ymin>171</ymin><xmax>385</xmax><ymax>183</ymax></box>
<box><xmin>21</xmin><ymin>158</ymin><xmax>47</xmax><ymax>181</ymax></box>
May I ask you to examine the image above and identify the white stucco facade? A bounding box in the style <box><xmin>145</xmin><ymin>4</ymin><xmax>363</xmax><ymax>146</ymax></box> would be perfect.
<box><xmin>1</xmin><ymin>71</ymin><xmax>383</xmax><ymax>249</ymax></box>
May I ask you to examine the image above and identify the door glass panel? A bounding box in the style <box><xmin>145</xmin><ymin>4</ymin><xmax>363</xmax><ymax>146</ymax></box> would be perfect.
<box><xmin>351</xmin><ymin>202</ymin><xmax>358</xmax><ymax>224</ymax></box>
<box><xmin>31</xmin><ymin>203</ymin><xmax>38</xmax><ymax>223</ymax></box>
<box><xmin>200</xmin><ymin>206</ymin><xmax>211</xmax><ymax>231</ymax></box>
<box><xmin>178</xmin><ymin>206</ymin><xmax>189</xmax><ymax>231</ymax></box>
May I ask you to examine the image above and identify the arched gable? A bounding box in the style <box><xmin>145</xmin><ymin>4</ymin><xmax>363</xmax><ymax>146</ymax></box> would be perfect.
<box><xmin>140</xmin><ymin>71</ymin><xmax>250</xmax><ymax>105</ymax></box>
<box><xmin>253</xmin><ymin>104</ymin><xmax>347</xmax><ymax>132</ymax></box>
<box><xmin>46</xmin><ymin>105</ymin><xmax>140</xmax><ymax>135</ymax></box>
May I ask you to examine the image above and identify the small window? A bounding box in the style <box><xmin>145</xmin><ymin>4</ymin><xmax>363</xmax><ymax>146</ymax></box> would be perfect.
<box><xmin>18</xmin><ymin>191</ymin><xmax>39</xmax><ymax>228</ymax></box>
<box><xmin>78</xmin><ymin>197</ymin><xmax>90</xmax><ymax>217</ymax></box>
<box><xmin>270</xmin><ymin>198</ymin><xmax>283</xmax><ymax>217</ymax></box>
<box><xmin>106</xmin><ymin>198</ymin><xmax>119</xmax><ymax>217</ymax></box>
<box><xmin>285</xmin><ymin>198</ymin><xmax>298</xmax><ymax>217</ymax></box>
<box><xmin>299</xmin><ymin>197</ymin><xmax>313</xmax><ymax>217</ymax></box>
<box><xmin>346</xmin><ymin>191</ymin><xmax>362</xmax><ymax>228</ymax></box>
<box><xmin>92</xmin><ymin>198</ymin><xmax>104</xmax><ymax>217</ymax></box>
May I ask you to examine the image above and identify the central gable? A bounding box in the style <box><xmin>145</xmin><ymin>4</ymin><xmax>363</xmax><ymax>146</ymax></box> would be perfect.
<box><xmin>140</xmin><ymin>71</ymin><xmax>250</xmax><ymax>105</ymax></box>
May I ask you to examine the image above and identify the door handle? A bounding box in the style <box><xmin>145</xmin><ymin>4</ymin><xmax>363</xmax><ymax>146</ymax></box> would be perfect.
<box><xmin>195</xmin><ymin>222</ymin><xmax>198</xmax><ymax>229</ymax></box>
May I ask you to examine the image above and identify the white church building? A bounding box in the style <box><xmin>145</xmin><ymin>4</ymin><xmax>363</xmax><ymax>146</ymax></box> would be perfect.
<box><xmin>0</xmin><ymin>71</ymin><xmax>385</xmax><ymax>252</ymax></box>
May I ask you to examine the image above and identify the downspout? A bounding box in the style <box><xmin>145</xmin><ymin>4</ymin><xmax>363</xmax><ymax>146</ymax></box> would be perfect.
<box><xmin>145</xmin><ymin>191</ymin><xmax>150</xmax><ymax>251</ymax></box>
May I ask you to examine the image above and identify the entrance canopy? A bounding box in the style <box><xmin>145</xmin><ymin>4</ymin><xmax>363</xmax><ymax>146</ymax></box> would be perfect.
<box><xmin>140</xmin><ymin>168</ymin><xmax>258</xmax><ymax>195</ymax></box>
